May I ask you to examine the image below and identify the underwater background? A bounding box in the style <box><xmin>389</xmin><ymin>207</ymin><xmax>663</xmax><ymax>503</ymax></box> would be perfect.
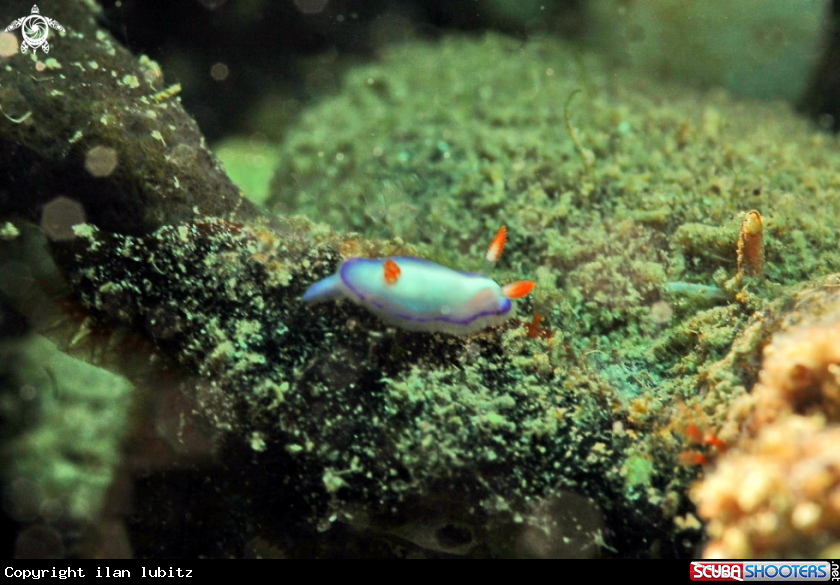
<box><xmin>1</xmin><ymin>0</ymin><xmax>840</xmax><ymax>558</ymax></box>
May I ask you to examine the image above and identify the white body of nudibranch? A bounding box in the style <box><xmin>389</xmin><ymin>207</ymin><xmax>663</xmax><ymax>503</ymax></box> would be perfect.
<box><xmin>303</xmin><ymin>253</ymin><xmax>540</xmax><ymax>335</ymax></box>
<box><xmin>302</xmin><ymin>257</ymin><xmax>512</xmax><ymax>335</ymax></box>
<box><xmin>302</xmin><ymin>227</ymin><xmax>535</xmax><ymax>335</ymax></box>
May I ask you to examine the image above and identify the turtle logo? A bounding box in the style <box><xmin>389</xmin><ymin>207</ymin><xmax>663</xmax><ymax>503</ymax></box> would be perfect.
<box><xmin>5</xmin><ymin>5</ymin><xmax>64</xmax><ymax>54</ymax></box>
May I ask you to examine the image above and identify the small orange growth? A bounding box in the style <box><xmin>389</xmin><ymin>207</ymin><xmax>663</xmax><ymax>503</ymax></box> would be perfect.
<box><xmin>383</xmin><ymin>258</ymin><xmax>401</xmax><ymax>285</ymax></box>
<box><xmin>524</xmin><ymin>313</ymin><xmax>554</xmax><ymax>340</ymax></box>
<box><xmin>684</xmin><ymin>422</ymin><xmax>704</xmax><ymax>444</ymax></box>
<box><xmin>502</xmin><ymin>280</ymin><xmax>535</xmax><ymax>299</ymax></box>
<box><xmin>508</xmin><ymin>313</ymin><xmax>554</xmax><ymax>340</ymax></box>
<box><xmin>703</xmin><ymin>433</ymin><xmax>727</xmax><ymax>451</ymax></box>
<box><xmin>486</xmin><ymin>225</ymin><xmax>507</xmax><ymax>263</ymax></box>
<box><xmin>677</xmin><ymin>450</ymin><xmax>709</xmax><ymax>466</ymax></box>
<box><xmin>671</xmin><ymin>402</ymin><xmax>728</xmax><ymax>467</ymax></box>
<box><xmin>736</xmin><ymin>209</ymin><xmax>764</xmax><ymax>280</ymax></box>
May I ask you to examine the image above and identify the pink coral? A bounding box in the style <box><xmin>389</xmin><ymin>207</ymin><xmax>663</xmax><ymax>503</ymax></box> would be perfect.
<box><xmin>755</xmin><ymin>320</ymin><xmax>840</xmax><ymax>426</ymax></box>
<box><xmin>693</xmin><ymin>316</ymin><xmax>840</xmax><ymax>558</ymax></box>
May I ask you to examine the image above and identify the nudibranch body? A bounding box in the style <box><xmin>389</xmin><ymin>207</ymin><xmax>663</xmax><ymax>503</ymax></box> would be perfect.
<box><xmin>302</xmin><ymin>227</ymin><xmax>535</xmax><ymax>335</ymax></box>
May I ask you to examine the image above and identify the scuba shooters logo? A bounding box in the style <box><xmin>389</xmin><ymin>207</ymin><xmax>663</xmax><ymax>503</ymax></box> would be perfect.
<box><xmin>5</xmin><ymin>5</ymin><xmax>64</xmax><ymax>54</ymax></box>
<box><xmin>691</xmin><ymin>562</ymin><xmax>744</xmax><ymax>581</ymax></box>
<box><xmin>691</xmin><ymin>561</ymin><xmax>838</xmax><ymax>581</ymax></box>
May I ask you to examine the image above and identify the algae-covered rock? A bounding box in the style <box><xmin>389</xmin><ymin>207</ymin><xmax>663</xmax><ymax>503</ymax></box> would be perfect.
<box><xmin>60</xmin><ymin>214</ymin><xmax>647</xmax><ymax>557</ymax></box>
<box><xmin>267</xmin><ymin>33</ymin><xmax>840</xmax><ymax>292</ymax></box>
<box><xmin>254</xmin><ymin>33</ymin><xmax>840</xmax><ymax>556</ymax></box>
<box><xmin>0</xmin><ymin>0</ymin><xmax>255</xmax><ymax>235</ymax></box>
<box><xmin>587</xmin><ymin>0</ymin><xmax>829</xmax><ymax>102</ymax></box>
<box><xmin>267</xmin><ymin>33</ymin><xmax>840</xmax><ymax>385</ymax></box>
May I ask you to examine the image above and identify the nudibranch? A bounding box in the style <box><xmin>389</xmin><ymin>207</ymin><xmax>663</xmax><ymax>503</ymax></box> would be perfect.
<box><xmin>302</xmin><ymin>226</ymin><xmax>535</xmax><ymax>335</ymax></box>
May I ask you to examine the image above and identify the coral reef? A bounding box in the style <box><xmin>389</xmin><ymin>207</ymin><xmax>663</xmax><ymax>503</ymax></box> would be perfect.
<box><xmin>695</xmin><ymin>415</ymin><xmax>840</xmax><ymax>559</ymax></box>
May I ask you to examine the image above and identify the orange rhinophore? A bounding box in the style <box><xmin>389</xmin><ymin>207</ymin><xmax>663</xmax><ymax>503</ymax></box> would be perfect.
<box><xmin>737</xmin><ymin>210</ymin><xmax>764</xmax><ymax>280</ymax></box>
<box><xmin>485</xmin><ymin>225</ymin><xmax>507</xmax><ymax>263</ymax></box>
<box><xmin>383</xmin><ymin>258</ymin><xmax>401</xmax><ymax>285</ymax></box>
<box><xmin>502</xmin><ymin>280</ymin><xmax>536</xmax><ymax>299</ymax></box>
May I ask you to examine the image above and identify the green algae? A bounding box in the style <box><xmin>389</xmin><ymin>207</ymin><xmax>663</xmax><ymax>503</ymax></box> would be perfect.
<box><xmin>622</xmin><ymin>453</ymin><xmax>655</xmax><ymax>490</ymax></box>
<box><xmin>214</xmin><ymin>138</ymin><xmax>282</xmax><ymax>206</ymax></box>
<box><xmin>267</xmin><ymin>35</ymin><xmax>840</xmax><ymax>366</ymax></box>
<box><xmin>267</xmin><ymin>33</ymin><xmax>840</xmax><ymax>376</ymax></box>
<box><xmin>0</xmin><ymin>334</ymin><xmax>134</xmax><ymax>521</ymax></box>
